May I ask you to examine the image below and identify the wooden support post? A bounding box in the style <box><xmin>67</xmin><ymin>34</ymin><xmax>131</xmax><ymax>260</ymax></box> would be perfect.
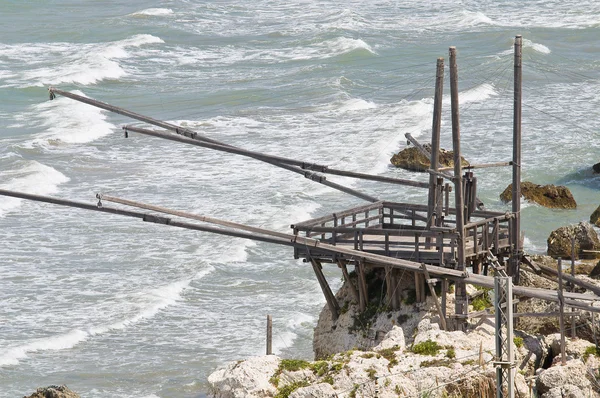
<box><xmin>311</xmin><ymin>259</ymin><xmax>340</xmax><ymax>321</ymax></box>
<box><xmin>415</xmin><ymin>272</ymin><xmax>422</xmax><ymax>303</ymax></box>
<box><xmin>557</xmin><ymin>258</ymin><xmax>566</xmax><ymax>366</ymax></box>
<box><xmin>441</xmin><ymin>279</ymin><xmax>448</xmax><ymax>321</ymax></box>
<box><xmin>385</xmin><ymin>266</ymin><xmax>393</xmax><ymax>306</ymax></box>
<box><xmin>427</xmin><ymin>57</ymin><xmax>445</xmax><ymax>242</ymax></box>
<box><xmin>357</xmin><ymin>260</ymin><xmax>369</xmax><ymax>311</ymax></box>
<box><xmin>422</xmin><ymin>264</ymin><xmax>447</xmax><ymax>330</ymax></box>
<box><xmin>266</xmin><ymin>314</ymin><xmax>273</xmax><ymax>355</ymax></box>
<box><xmin>392</xmin><ymin>269</ymin><xmax>400</xmax><ymax>310</ymax></box>
<box><xmin>510</xmin><ymin>35</ymin><xmax>523</xmax><ymax>282</ymax></box>
<box><xmin>570</xmin><ymin>238</ymin><xmax>576</xmax><ymax>339</ymax></box>
<box><xmin>338</xmin><ymin>260</ymin><xmax>359</xmax><ymax>304</ymax></box>
<box><xmin>450</xmin><ymin>46</ymin><xmax>468</xmax><ymax>331</ymax></box>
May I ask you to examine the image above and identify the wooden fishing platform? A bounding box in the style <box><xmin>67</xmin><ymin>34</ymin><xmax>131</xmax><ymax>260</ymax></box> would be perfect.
<box><xmin>292</xmin><ymin>200</ymin><xmax>513</xmax><ymax>268</ymax></box>
<box><xmin>4</xmin><ymin>35</ymin><xmax>600</xmax><ymax>347</ymax></box>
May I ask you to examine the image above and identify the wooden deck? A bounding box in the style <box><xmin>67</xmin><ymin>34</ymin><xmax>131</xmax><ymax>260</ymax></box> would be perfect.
<box><xmin>291</xmin><ymin>201</ymin><xmax>513</xmax><ymax>269</ymax></box>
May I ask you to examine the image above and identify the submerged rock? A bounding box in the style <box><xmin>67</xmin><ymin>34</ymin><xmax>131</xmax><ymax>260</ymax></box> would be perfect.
<box><xmin>500</xmin><ymin>181</ymin><xmax>576</xmax><ymax>209</ymax></box>
<box><xmin>593</xmin><ymin>162</ymin><xmax>600</xmax><ymax>174</ymax></box>
<box><xmin>24</xmin><ymin>386</ymin><xmax>80</xmax><ymax>398</ymax></box>
<box><xmin>547</xmin><ymin>222</ymin><xmax>600</xmax><ymax>259</ymax></box>
<box><xmin>390</xmin><ymin>144</ymin><xmax>468</xmax><ymax>172</ymax></box>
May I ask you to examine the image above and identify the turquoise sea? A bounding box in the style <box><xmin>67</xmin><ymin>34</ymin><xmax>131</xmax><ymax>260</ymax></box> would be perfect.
<box><xmin>1</xmin><ymin>1</ymin><xmax>599</xmax><ymax>397</ymax></box>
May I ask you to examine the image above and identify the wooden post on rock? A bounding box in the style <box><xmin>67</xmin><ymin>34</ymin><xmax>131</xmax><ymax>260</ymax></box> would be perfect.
<box><xmin>510</xmin><ymin>35</ymin><xmax>523</xmax><ymax>282</ymax></box>
<box><xmin>449</xmin><ymin>46</ymin><xmax>468</xmax><ymax>331</ymax></box>
<box><xmin>557</xmin><ymin>258</ymin><xmax>566</xmax><ymax>366</ymax></box>
<box><xmin>427</xmin><ymin>57</ymin><xmax>445</xmax><ymax>244</ymax></box>
<box><xmin>266</xmin><ymin>315</ymin><xmax>273</xmax><ymax>355</ymax></box>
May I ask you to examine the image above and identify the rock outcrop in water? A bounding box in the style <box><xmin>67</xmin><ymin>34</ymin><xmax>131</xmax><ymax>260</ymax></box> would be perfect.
<box><xmin>390</xmin><ymin>145</ymin><xmax>467</xmax><ymax>172</ymax></box>
<box><xmin>500</xmin><ymin>181</ymin><xmax>577</xmax><ymax>209</ymax></box>
<box><xmin>547</xmin><ymin>222</ymin><xmax>600</xmax><ymax>259</ymax></box>
<box><xmin>24</xmin><ymin>385</ymin><xmax>80</xmax><ymax>398</ymax></box>
<box><xmin>591</xmin><ymin>205</ymin><xmax>600</xmax><ymax>227</ymax></box>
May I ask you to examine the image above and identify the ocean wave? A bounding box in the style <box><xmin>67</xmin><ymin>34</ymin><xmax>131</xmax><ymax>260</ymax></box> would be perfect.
<box><xmin>130</xmin><ymin>8</ymin><xmax>174</xmax><ymax>17</ymax></box>
<box><xmin>0</xmin><ymin>34</ymin><xmax>163</xmax><ymax>87</ymax></box>
<box><xmin>458</xmin><ymin>10</ymin><xmax>497</xmax><ymax>28</ymax></box>
<box><xmin>0</xmin><ymin>273</ymin><xmax>210</xmax><ymax>367</ymax></box>
<box><xmin>0</xmin><ymin>161</ymin><xmax>69</xmax><ymax>218</ymax></box>
<box><xmin>25</xmin><ymin>90</ymin><xmax>115</xmax><ymax>146</ymax></box>
<box><xmin>460</xmin><ymin>83</ymin><xmax>499</xmax><ymax>103</ymax></box>
<box><xmin>523</xmin><ymin>39</ymin><xmax>551</xmax><ymax>54</ymax></box>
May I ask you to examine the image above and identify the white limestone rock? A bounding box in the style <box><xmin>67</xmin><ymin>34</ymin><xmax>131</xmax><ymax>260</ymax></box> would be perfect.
<box><xmin>541</xmin><ymin>385</ymin><xmax>587</xmax><ymax>398</ymax></box>
<box><xmin>373</xmin><ymin>325</ymin><xmax>405</xmax><ymax>352</ymax></box>
<box><xmin>207</xmin><ymin>355</ymin><xmax>279</xmax><ymax>398</ymax></box>
<box><xmin>536</xmin><ymin>359</ymin><xmax>591</xmax><ymax>396</ymax></box>
<box><xmin>289</xmin><ymin>383</ymin><xmax>336</xmax><ymax>398</ymax></box>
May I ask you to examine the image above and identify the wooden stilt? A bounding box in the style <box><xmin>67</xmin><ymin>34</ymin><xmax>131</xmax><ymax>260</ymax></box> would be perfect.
<box><xmin>391</xmin><ymin>270</ymin><xmax>400</xmax><ymax>310</ymax></box>
<box><xmin>441</xmin><ymin>279</ymin><xmax>448</xmax><ymax>321</ymax></box>
<box><xmin>422</xmin><ymin>264</ymin><xmax>447</xmax><ymax>330</ymax></box>
<box><xmin>450</xmin><ymin>46</ymin><xmax>468</xmax><ymax>332</ymax></box>
<box><xmin>311</xmin><ymin>259</ymin><xmax>340</xmax><ymax>321</ymax></box>
<box><xmin>415</xmin><ymin>272</ymin><xmax>422</xmax><ymax>303</ymax></box>
<box><xmin>557</xmin><ymin>258</ymin><xmax>566</xmax><ymax>366</ymax></box>
<box><xmin>357</xmin><ymin>260</ymin><xmax>369</xmax><ymax>311</ymax></box>
<box><xmin>338</xmin><ymin>260</ymin><xmax>359</xmax><ymax>304</ymax></box>
<box><xmin>385</xmin><ymin>266</ymin><xmax>393</xmax><ymax>307</ymax></box>
<box><xmin>266</xmin><ymin>315</ymin><xmax>273</xmax><ymax>355</ymax></box>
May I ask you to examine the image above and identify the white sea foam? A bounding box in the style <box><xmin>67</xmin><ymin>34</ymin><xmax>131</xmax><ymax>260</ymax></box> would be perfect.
<box><xmin>458</xmin><ymin>10</ymin><xmax>497</xmax><ymax>27</ymax></box>
<box><xmin>0</xmin><ymin>161</ymin><xmax>69</xmax><ymax>217</ymax></box>
<box><xmin>523</xmin><ymin>39</ymin><xmax>551</xmax><ymax>54</ymax></box>
<box><xmin>1</xmin><ymin>35</ymin><xmax>163</xmax><ymax>87</ymax></box>
<box><xmin>131</xmin><ymin>8</ymin><xmax>174</xmax><ymax>17</ymax></box>
<box><xmin>0</xmin><ymin>329</ymin><xmax>89</xmax><ymax>366</ymax></box>
<box><xmin>0</xmin><ymin>272</ymin><xmax>210</xmax><ymax>367</ymax></box>
<box><xmin>272</xmin><ymin>313</ymin><xmax>314</xmax><ymax>355</ymax></box>
<box><xmin>336</xmin><ymin>98</ymin><xmax>377</xmax><ymax>112</ymax></box>
<box><xmin>460</xmin><ymin>83</ymin><xmax>499</xmax><ymax>104</ymax></box>
<box><xmin>323</xmin><ymin>37</ymin><xmax>375</xmax><ymax>58</ymax></box>
<box><xmin>498</xmin><ymin>39</ymin><xmax>551</xmax><ymax>57</ymax></box>
<box><xmin>27</xmin><ymin>91</ymin><xmax>115</xmax><ymax>145</ymax></box>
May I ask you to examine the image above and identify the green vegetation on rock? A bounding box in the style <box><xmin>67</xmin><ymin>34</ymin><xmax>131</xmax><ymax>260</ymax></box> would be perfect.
<box><xmin>412</xmin><ymin>340</ymin><xmax>442</xmax><ymax>356</ymax></box>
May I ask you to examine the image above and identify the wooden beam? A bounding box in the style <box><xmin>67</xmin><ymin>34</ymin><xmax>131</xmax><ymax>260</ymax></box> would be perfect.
<box><xmin>311</xmin><ymin>259</ymin><xmax>340</xmax><ymax>321</ymax></box>
<box><xmin>422</xmin><ymin>264</ymin><xmax>447</xmax><ymax>330</ymax></box>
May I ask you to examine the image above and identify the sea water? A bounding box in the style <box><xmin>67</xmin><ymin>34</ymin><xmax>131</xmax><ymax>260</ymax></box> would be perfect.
<box><xmin>1</xmin><ymin>1</ymin><xmax>599</xmax><ymax>397</ymax></box>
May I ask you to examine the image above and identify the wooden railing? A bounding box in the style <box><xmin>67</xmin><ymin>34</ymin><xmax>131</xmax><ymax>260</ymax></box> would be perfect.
<box><xmin>291</xmin><ymin>201</ymin><xmax>513</xmax><ymax>266</ymax></box>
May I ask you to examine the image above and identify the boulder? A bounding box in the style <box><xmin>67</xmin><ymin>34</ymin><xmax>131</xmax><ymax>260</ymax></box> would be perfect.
<box><xmin>24</xmin><ymin>386</ymin><xmax>80</xmax><ymax>398</ymax></box>
<box><xmin>547</xmin><ymin>222</ymin><xmax>600</xmax><ymax>259</ymax></box>
<box><xmin>591</xmin><ymin>205</ymin><xmax>600</xmax><ymax>227</ymax></box>
<box><xmin>207</xmin><ymin>355</ymin><xmax>279</xmax><ymax>398</ymax></box>
<box><xmin>500</xmin><ymin>181</ymin><xmax>576</xmax><ymax>209</ymax></box>
<box><xmin>390</xmin><ymin>144</ymin><xmax>468</xmax><ymax>172</ymax></box>
<box><xmin>536</xmin><ymin>359</ymin><xmax>591</xmax><ymax>396</ymax></box>
<box><xmin>541</xmin><ymin>385</ymin><xmax>588</xmax><ymax>398</ymax></box>
<box><xmin>590</xmin><ymin>261</ymin><xmax>600</xmax><ymax>279</ymax></box>
<box><xmin>593</xmin><ymin>162</ymin><xmax>600</xmax><ymax>174</ymax></box>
